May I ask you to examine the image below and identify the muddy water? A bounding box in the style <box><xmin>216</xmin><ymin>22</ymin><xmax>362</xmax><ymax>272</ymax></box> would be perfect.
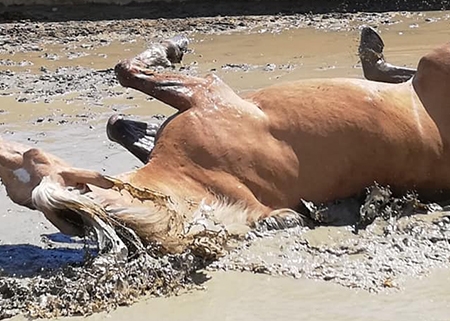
<box><xmin>50</xmin><ymin>270</ymin><xmax>450</xmax><ymax>321</ymax></box>
<box><xmin>3</xmin><ymin>11</ymin><xmax>450</xmax><ymax>321</ymax></box>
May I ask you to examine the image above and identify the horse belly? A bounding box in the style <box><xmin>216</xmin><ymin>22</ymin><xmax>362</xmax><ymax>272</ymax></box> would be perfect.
<box><xmin>288</xmin><ymin>118</ymin><xmax>445</xmax><ymax>203</ymax></box>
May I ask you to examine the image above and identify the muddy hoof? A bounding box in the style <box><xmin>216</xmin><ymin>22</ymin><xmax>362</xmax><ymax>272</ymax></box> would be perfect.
<box><xmin>359</xmin><ymin>26</ymin><xmax>384</xmax><ymax>56</ymax></box>
<box><xmin>358</xmin><ymin>26</ymin><xmax>416</xmax><ymax>83</ymax></box>
<box><xmin>130</xmin><ymin>34</ymin><xmax>190</xmax><ymax>69</ymax></box>
<box><xmin>106</xmin><ymin>114</ymin><xmax>164</xmax><ymax>163</ymax></box>
<box><xmin>164</xmin><ymin>34</ymin><xmax>189</xmax><ymax>64</ymax></box>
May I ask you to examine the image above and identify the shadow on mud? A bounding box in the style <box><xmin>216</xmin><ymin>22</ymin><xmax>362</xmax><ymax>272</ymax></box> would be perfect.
<box><xmin>0</xmin><ymin>0</ymin><xmax>449</xmax><ymax>23</ymax></box>
<box><xmin>0</xmin><ymin>234</ymin><xmax>88</xmax><ymax>278</ymax></box>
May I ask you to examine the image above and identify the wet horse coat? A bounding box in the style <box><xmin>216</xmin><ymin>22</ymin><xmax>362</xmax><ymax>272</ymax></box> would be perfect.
<box><xmin>1</xmin><ymin>42</ymin><xmax>450</xmax><ymax>254</ymax></box>
<box><xmin>112</xmin><ymin>52</ymin><xmax>447</xmax><ymax>207</ymax></box>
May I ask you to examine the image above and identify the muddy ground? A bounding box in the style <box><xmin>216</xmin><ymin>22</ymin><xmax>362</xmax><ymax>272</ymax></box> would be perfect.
<box><xmin>1</xmin><ymin>3</ymin><xmax>450</xmax><ymax>320</ymax></box>
<box><xmin>0</xmin><ymin>2</ymin><xmax>435</xmax><ymax>54</ymax></box>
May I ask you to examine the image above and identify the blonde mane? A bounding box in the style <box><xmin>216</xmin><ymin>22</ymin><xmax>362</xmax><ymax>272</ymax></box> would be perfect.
<box><xmin>31</xmin><ymin>176</ymin><xmax>264</xmax><ymax>259</ymax></box>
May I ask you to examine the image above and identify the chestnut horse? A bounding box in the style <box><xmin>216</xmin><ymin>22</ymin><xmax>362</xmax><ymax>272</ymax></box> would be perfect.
<box><xmin>1</xmin><ymin>36</ymin><xmax>449</xmax><ymax>255</ymax></box>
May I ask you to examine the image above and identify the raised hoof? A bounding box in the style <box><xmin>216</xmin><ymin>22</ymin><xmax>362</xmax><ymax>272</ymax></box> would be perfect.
<box><xmin>106</xmin><ymin>114</ymin><xmax>164</xmax><ymax>163</ymax></box>
<box><xmin>359</xmin><ymin>26</ymin><xmax>416</xmax><ymax>83</ymax></box>
<box><xmin>359</xmin><ymin>26</ymin><xmax>384</xmax><ymax>57</ymax></box>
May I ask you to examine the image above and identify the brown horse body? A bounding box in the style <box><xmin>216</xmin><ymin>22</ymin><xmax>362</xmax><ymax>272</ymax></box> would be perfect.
<box><xmin>116</xmin><ymin>74</ymin><xmax>443</xmax><ymax>207</ymax></box>
<box><xmin>2</xmin><ymin>40</ymin><xmax>450</xmax><ymax>254</ymax></box>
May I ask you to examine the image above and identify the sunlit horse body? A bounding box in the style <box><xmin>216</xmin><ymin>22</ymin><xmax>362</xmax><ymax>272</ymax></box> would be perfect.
<box><xmin>1</xmin><ymin>31</ymin><xmax>450</xmax><ymax>255</ymax></box>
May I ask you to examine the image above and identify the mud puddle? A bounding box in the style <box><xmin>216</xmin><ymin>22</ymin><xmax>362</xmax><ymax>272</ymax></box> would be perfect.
<box><xmin>19</xmin><ymin>269</ymin><xmax>447</xmax><ymax>321</ymax></box>
<box><xmin>2</xmin><ymin>9</ymin><xmax>450</xmax><ymax>321</ymax></box>
<box><xmin>2</xmin><ymin>11</ymin><xmax>450</xmax><ymax>122</ymax></box>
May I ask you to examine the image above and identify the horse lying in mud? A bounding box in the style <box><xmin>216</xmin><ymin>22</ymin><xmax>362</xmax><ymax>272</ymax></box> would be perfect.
<box><xmin>1</xmin><ymin>32</ymin><xmax>450</xmax><ymax>259</ymax></box>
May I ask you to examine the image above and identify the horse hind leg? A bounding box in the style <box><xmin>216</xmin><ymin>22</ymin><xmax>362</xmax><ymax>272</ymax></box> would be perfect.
<box><xmin>359</xmin><ymin>26</ymin><xmax>416</xmax><ymax>83</ymax></box>
<box><xmin>115</xmin><ymin>56</ymin><xmax>210</xmax><ymax>113</ymax></box>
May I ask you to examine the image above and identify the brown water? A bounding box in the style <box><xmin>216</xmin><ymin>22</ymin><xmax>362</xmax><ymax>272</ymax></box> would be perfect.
<box><xmin>57</xmin><ymin>270</ymin><xmax>450</xmax><ymax>321</ymax></box>
<box><xmin>3</xmin><ymin>11</ymin><xmax>450</xmax><ymax>321</ymax></box>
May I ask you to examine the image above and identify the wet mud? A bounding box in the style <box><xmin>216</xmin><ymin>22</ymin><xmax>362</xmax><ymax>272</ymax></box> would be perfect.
<box><xmin>212</xmin><ymin>186</ymin><xmax>450</xmax><ymax>292</ymax></box>
<box><xmin>1</xmin><ymin>4</ymin><xmax>450</xmax><ymax>321</ymax></box>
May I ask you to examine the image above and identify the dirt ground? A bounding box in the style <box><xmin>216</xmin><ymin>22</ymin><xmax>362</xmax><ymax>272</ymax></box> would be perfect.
<box><xmin>1</xmin><ymin>2</ymin><xmax>450</xmax><ymax>320</ymax></box>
